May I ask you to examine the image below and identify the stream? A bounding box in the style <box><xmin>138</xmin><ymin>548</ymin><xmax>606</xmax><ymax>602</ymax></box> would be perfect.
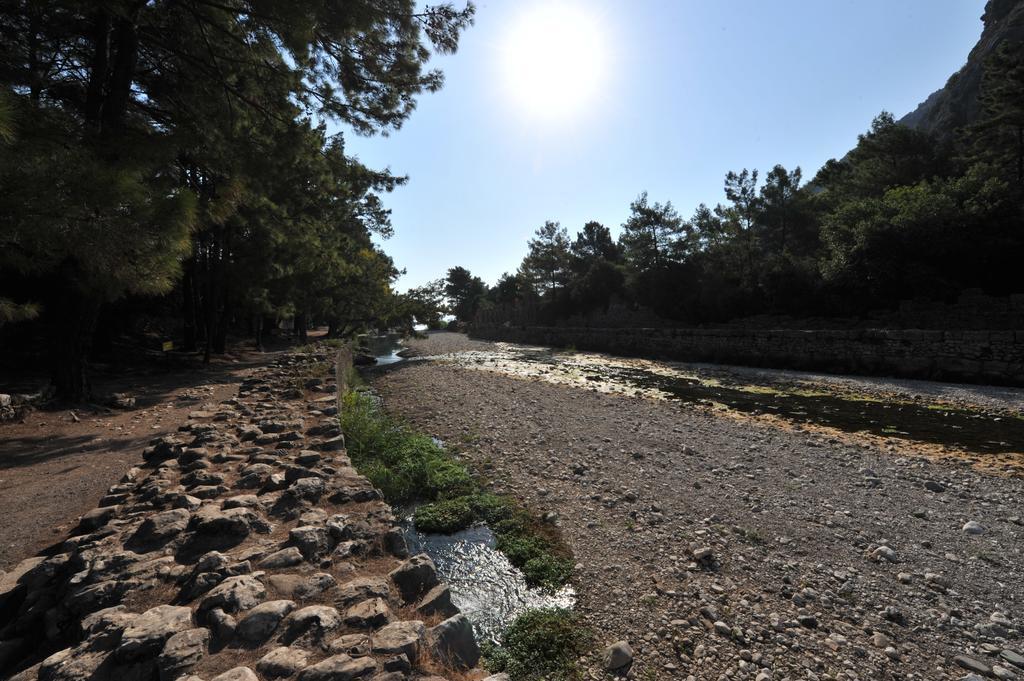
<box><xmin>400</xmin><ymin>517</ymin><xmax>575</xmax><ymax>644</ymax></box>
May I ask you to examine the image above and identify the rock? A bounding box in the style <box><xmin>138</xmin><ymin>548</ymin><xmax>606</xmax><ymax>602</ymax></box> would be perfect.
<box><xmin>870</xmin><ymin>545</ymin><xmax>898</xmax><ymax>563</ymax></box>
<box><xmin>192</xmin><ymin>505</ymin><xmax>268</xmax><ymax>536</ymax></box>
<box><xmin>38</xmin><ymin>646</ymin><xmax>106</xmax><ymax>681</ymax></box>
<box><xmin>267</xmin><ymin>572</ymin><xmax>338</xmax><ymax>600</ymax></box>
<box><xmin>415</xmin><ymin>584</ymin><xmax>457</xmax><ymax>617</ymax></box>
<box><xmin>282</xmin><ymin>605</ymin><xmax>343</xmax><ymax>642</ymax></box>
<box><xmin>316</xmin><ymin>435</ymin><xmax>347</xmax><ymax>452</ymax></box>
<box><xmin>117</xmin><ymin>604</ymin><xmax>194</xmax><ymax>660</ymax></box>
<box><xmin>298</xmin><ymin>654</ymin><xmax>376</xmax><ymax>681</ymax></box>
<box><xmin>157</xmin><ymin>628</ymin><xmax>210</xmax><ymax>681</ymax></box>
<box><xmin>289</xmin><ymin>525</ymin><xmax>332</xmax><ymax>559</ymax></box>
<box><xmin>256</xmin><ymin>646</ymin><xmax>309</xmax><ymax>678</ymax></box>
<box><xmin>208</xmin><ymin>608</ymin><xmax>237</xmax><ymax>639</ymax></box>
<box><xmin>962</xmin><ymin>520</ymin><xmax>986</xmax><ymax>535</ymax></box>
<box><xmin>210</xmin><ymin>667</ymin><xmax>260</xmax><ymax>681</ymax></box>
<box><xmin>1001</xmin><ymin>649</ymin><xmax>1024</xmax><ymax>668</ymax></box>
<box><xmin>924</xmin><ymin>480</ymin><xmax>945</xmax><ymax>493</ymax></box>
<box><xmin>337</xmin><ymin>576</ymin><xmax>390</xmax><ymax>605</ymax></box>
<box><xmin>129</xmin><ymin>508</ymin><xmax>191</xmax><ymax>546</ymax></box>
<box><xmin>388</xmin><ymin>554</ymin><xmax>439</xmax><ymax>602</ymax></box>
<box><xmin>372</xmin><ymin>620</ymin><xmax>426</xmax><ymax>661</ymax></box>
<box><xmin>259</xmin><ymin>547</ymin><xmax>305</xmax><ymax>569</ymax></box>
<box><xmin>0</xmin><ymin>556</ymin><xmax>45</xmax><ymax>611</ymax></box>
<box><xmin>483</xmin><ymin>675</ymin><xmax>511</xmax><ymax>681</ymax></box>
<box><xmin>603</xmin><ymin>640</ymin><xmax>634</xmax><ymax>672</ymax></box>
<box><xmin>223</xmin><ymin>494</ymin><xmax>262</xmax><ymax>510</ymax></box>
<box><xmin>993</xmin><ymin>666</ymin><xmax>1016</xmax><ymax>680</ymax></box>
<box><xmin>78</xmin><ymin>506</ymin><xmax>119</xmax><ymax>532</ymax></box>
<box><xmin>328</xmin><ymin>633</ymin><xmax>372</xmax><ymax>656</ymax></box>
<box><xmin>236</xmin><ymin>600</ymin><xmax>296</xmax><ymax>641</ymax></box>
<box><xmin>428</xmin><ymin>614</ymin><xmax>480</xmax><ymax>669</ymax></box>
<box><xmin>199</xmin><ymin>575</ymin><xmax>266</xmax><ymax>615</ymax></box>
<box><xmin>288</xmin><ymin>477</ymin><xmax>326</xmax><ymax>501</ymax></box>
<box><xmin>797</xmin><ymin>614</ymin><xmax>818</xmax><ymax>629</ymax></box>
<box><xmin>344</xmin><ymin>598</ymin><xmax>392</xmax><ymax>628</ymax></box>
<box><xmin>955</xmin><ymin>655</ymin><xmax>992</xmax><ymax>675</ymax></box>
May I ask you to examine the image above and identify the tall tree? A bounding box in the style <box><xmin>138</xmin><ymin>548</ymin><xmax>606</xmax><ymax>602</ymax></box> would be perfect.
<box><xmin>444</xmin><ymin>266</ymin><xmax>486</xmax><ymax>322</ymax></box>
<box><xmin>571</xmin><ymin>221</ymin><xmax>621</xmax><ymax>264</ymax></box>
<box><xmin>520</xmin><ymin>221</ymin><xmax>572</xmax><ymax>294</ymax></box>
<box><xmin>618</xmin><ymin>192</ymin><xmax>683</xmax><ymax>271</ymax></box>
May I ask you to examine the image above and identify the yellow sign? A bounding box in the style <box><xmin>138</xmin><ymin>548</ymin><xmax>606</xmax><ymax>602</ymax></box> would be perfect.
<box><xmin>162</xmin><ymin>341</ymin><xmax>174</xmax><ymax>352</ymax></box>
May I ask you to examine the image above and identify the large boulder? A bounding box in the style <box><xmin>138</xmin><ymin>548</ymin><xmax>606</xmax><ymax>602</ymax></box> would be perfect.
<box><xmin>128</xmin><ymin>509</ymin><xmax>191</xmax><ymax>547</ymax></box>
<box><xmin>428</xmin><ymin>614</ymin><xmax>480</xmax><ymax>669</ymax></box>
<box><xmin>157</xmin><ymin>627</ymin><xmax>210</xmax><ymax>681</ymax></box>
<box><xmin>343</xmin><ymin>598</ymin><xmax>392</xmax><ymax>629</ymax></box>
<box><xmin>387</xmin><ymin>554</ymin><xmax>439</xmax><ymax>603</ymax></box>
<box><xmin>116</xmin><ymin>605</ymin><xmax>194</xmax><ymax>661</ymax></box>
<box><xmin>235</xmin><ymin>600</ymin><xmax>295</xmax><ymax>642</ymax></box>
<box><xmin>281</xmin><ymin>605</ymin><xmax>343</xmax><ymax>644</ymax></box>
<box><xmin>199</xmin><ymin>575</ymin><xmax>266</xmax><ymax>616</ymax></box>
<box><xmin>371</xmin><ymin>621</ymin><xmax>426</xmax><ymax>662</ymax></box>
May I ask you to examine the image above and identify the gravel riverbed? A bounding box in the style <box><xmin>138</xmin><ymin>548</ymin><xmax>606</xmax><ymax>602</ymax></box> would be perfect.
<box><xmin>371</xmin><ymin>332</ymin><xmax>1024</xmax><ymax>680</ymax></box>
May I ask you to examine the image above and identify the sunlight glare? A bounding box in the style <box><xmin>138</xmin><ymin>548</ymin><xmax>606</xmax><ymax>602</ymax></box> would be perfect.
<box><xmin>500</xmin><ymin>3</ymin><xmax>607</xmax><ymax>121</ymax></box>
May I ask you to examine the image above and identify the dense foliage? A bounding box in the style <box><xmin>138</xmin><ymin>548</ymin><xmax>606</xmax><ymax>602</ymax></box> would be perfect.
<box><xmin>483</xmin><ymin>608</ymin><xmax>590</xmax><ymax>680</ymax></box>
<box><xmin>0</xmin><ymin>0</ymin><xmax>474</xmax><ymax>398</ymax></box>
<box><xmin>462</xmin><ymin>43</ymin><xmax>1024</xmax><ymax>328</ymax></box>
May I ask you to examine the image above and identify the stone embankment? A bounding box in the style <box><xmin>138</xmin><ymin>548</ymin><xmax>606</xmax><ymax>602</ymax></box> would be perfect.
<box><xmin>470</xmin><ymin>324</ymin><xmax>1024</xmax><ymax>387</ymax></box>
<box><xmin>0</xmin><ymin>348</ymin><xmax>495</xmax><ymax>681</ymax></box>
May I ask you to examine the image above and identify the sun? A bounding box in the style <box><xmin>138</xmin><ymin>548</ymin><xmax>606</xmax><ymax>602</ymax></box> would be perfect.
<box><xmin>500</xmin><ymin>3</ymin><xmax>608</xmax><ymax>121</ymax></box>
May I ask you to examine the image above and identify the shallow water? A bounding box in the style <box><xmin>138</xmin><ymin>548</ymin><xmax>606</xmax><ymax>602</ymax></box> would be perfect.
<box><xmin>401</xmin><ymin>518</ymin><xmax>575</xmax><ymax>644</ymax></box>
<box><xmin>422</xmin><ymin>345</ymin><xmax>1024</xmax><ymax>455</ymax></box>
<box><xmin>361</xmin><ymin>334</ymin><xmax>406</xmax><ymax>365</ymax></box>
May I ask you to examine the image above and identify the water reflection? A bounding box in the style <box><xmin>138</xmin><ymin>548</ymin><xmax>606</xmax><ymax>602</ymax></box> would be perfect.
<box><xmin>401</xmin><ymin>518</ymin><xmax>575</xmax><ymax>644</ymax></box>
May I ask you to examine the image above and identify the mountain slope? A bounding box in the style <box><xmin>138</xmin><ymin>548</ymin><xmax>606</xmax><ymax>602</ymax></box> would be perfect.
<box><xmin>900</xmin><ymin>0</ymin><xmax>1024</xmax><ymax>135</ymax></box>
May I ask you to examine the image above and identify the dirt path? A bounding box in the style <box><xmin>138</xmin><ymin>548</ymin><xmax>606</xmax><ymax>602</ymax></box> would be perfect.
<box><xmin>0</xmin><ymin>348</ymin><xmax>280</xmax><ymax>570</ymax></box>
<box><xmin>371</xmin><ymin>332</ymin><xmax>1024</xmax><ymax>680</ymax></box>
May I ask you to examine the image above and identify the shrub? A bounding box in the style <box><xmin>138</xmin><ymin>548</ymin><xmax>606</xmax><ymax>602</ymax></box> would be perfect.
<box><xmin>484</xmin><ymin>609</ymin><xmax>590</xmax><ymax>681</ymax></box>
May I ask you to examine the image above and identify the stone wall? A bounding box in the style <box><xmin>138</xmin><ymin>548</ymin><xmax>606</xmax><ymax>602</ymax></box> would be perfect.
<box><xmin>0</xmin><ymin>347</ymin><xmax>490</xmax><ymax>681</ymax></box>
<box><xmin>470</xmin><ymin>324</ymin><xmax>1024</xmax><ymax>386</ymax></box>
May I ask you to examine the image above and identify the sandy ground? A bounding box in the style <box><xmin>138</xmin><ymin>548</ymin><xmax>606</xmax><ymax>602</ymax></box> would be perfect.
<box><xmin>370</xmin><ymin>332</ymin><xmax>1024</xmax><ymax>680</ymax></box>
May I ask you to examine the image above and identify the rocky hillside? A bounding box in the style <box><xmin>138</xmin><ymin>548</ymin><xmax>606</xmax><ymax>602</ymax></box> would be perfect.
<box><xmin>900</xmin><ymin>0</ymin><xmax>1024</xmax><ymax>135</ymax></box>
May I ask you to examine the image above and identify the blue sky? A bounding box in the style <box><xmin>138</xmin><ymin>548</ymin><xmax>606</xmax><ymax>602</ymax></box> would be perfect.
<box><xmin>340</xmin><ymin>0</ymin><xmax>986</xmax><ymax>291</ymax></box>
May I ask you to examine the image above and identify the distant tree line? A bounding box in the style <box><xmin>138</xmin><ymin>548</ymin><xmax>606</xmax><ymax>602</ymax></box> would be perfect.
<box><xmin>445</xmin><ymin>41</ymin><xmax>1024</xmax><ymax>328</ymax></box>
<box><xmin>0</xmin><ymin>0</ymin><xmax>474</xmax><ymax>399</ymax></box>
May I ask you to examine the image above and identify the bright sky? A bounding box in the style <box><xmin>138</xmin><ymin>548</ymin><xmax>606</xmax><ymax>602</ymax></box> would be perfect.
<box><xmin>340</xmin><ymin>0</ymin><xmax>986</xmax><ymax>291</ymax></box>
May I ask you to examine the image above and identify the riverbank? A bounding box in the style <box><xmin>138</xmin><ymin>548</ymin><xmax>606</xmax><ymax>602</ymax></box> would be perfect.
<box><xmin>371</xmin><ymin>332</ymin><xmax>1024</xmax><ymax>680</ymax></box>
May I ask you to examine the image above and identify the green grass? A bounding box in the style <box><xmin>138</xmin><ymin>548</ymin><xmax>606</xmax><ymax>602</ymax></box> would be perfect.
<box><xmin>483</xmin><ymin>609</ymin><xmax>590</xmax><ymax>681</ymax></box>
<box><xmin>341</xmin><ymin>390</ymin><xmax>574</xmax><ymax>588</ymax></box>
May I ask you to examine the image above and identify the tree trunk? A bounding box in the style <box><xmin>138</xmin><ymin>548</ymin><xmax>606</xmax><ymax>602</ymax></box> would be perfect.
<box><xmin>254</xmin><ymin>315</ymin><xmax>264</xmax><ymax>351</ymax></box>
<box><xmin>294</xmin><ymin>313</ymin><xmax>308</xmax><ymax>342</ymax></box>
<box><xmin>182</xmin><ymin>258</ymin><xmax>198</xmax><ymax>351</ymax></box>
<box><xmin>202</xmin><ymin>242</ymin><xmax>215</xmax><ymax>365</ymax></box>
<box><xmin>51</xmin><ymin>285</ymin><xmax>102</xmax><ymax>402</ymax></box>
